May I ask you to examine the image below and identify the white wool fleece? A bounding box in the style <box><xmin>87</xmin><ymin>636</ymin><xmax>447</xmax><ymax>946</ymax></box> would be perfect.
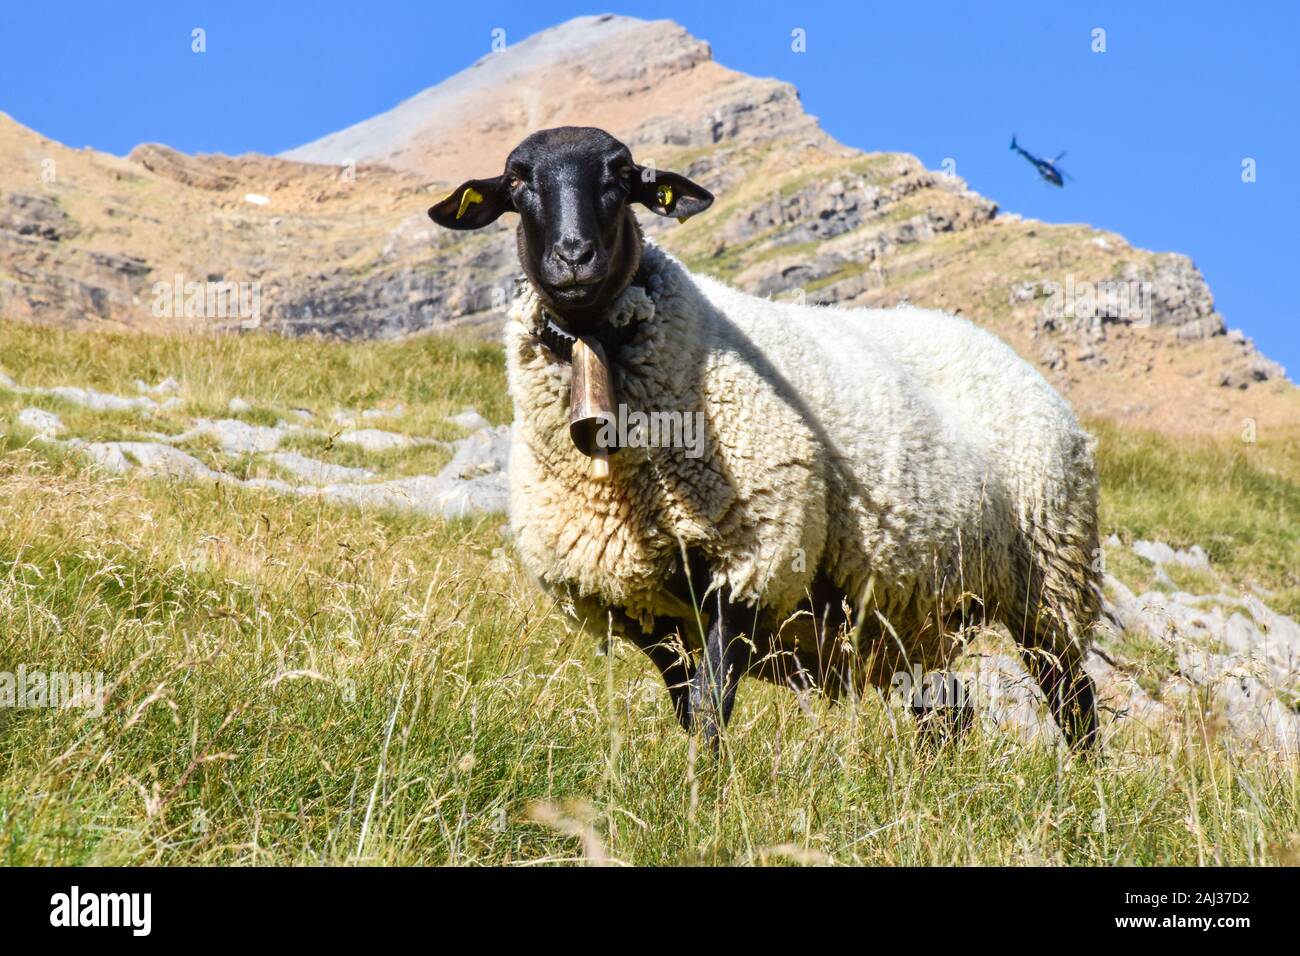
<box><xmin>505</xmin><ymin>241</ymin><xmax>1100</xmax><ymax>669</ymax></box>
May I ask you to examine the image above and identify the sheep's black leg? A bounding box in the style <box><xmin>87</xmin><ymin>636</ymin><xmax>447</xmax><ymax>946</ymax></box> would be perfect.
<box><xmin>625</xmin><ymin>621</ymin><xmax>695</xmax><ymax>731</ymax></box>
<box><xmin>909</xmin><ymin>663</ymin><xmax>976</xmax><ymax>748</ymax></box>
<box><xmin>689</xmin><ymin>590</ymin><xmax>752</xmax><ymax>752</ymax></box>
<box><xmin>1019</xmin><ymin>646</ymin><xmax>1098</xmax><ymax>750</ymax></box>
<box><xmin>912</xmin><ymin>697</ymin><xmax>975</xmax><ymax>749</ymax></box>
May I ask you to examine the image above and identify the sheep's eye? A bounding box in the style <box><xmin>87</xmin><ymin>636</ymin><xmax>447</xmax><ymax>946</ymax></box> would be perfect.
<box><xmin>619</xmin><ymin>165</ymin><xmax>634</xmax><ymax>181</ymax></box>
<box><xmin>508</xmin><ymin>175</ymin><xmax>523</xmax><ymax>190</ymax></box>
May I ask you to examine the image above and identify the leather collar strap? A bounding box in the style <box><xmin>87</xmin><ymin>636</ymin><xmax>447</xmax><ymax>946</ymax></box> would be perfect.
<box><xmin>539</xmin><ymin>309</ymin><xmax>642</xmax><ymax>363</ymax></box>
<box><xmin>538</xmin><ymin>312</ymin><xmax>578</xmax><ymax>362</ymax></box>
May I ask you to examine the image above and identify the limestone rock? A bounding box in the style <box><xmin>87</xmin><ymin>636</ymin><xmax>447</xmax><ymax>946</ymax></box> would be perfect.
<box><xmin>15</xmin><ymin>407</ymin><xmax>64</xmax><ymax>438</ymax></box>
<box><xmin>335</xmin><ymin>428</ymin><xmax>416</xmax><ymax>453</ymax></box>
<box><xmin>447</xmin><ymin>408</ymin><xmax>490</xmax><ymax>431</ymax></box>
<box><xmin>175</xmin><ymin>418</ymin><xmax>288</xmax><ymax>454</ymax></box>
<box><xmin>46</xmin><ymin>386</ymin><xmax>156</xmax><ymax>413</ymax></box>
<box><xmin>268</xmin><ymin>451</ymin><xmax>374</xmax><ymax>485</ymax></box>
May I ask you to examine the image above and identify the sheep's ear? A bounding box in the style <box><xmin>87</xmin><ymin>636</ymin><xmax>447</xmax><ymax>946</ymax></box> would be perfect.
<box><xmin>428</xmin><ymin>176</ymin><xmax>514</xmax><ymax>230</ymax></box>
<box><xmin>632</xmin><ymin>168</ymin><xmax>713</xmax><ymax>223</ymax></box>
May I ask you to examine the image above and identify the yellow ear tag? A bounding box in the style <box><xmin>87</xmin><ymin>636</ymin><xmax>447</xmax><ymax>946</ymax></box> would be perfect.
<box><xmin>656</xmin><ymin>184</ymin><xmax>674</xmax><ymax>210</ymax></box>
<box><xmin>455</xmin><ymin>186</ymin><xmax>484</xmax><ymax>220</ymax></box>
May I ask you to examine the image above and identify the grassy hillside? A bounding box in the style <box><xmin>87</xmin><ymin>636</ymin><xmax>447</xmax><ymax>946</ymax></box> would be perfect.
<box><xmin>2</xmin><ymin>322</ymin><xmax>1298</xmax><ymax>865</ymax></box>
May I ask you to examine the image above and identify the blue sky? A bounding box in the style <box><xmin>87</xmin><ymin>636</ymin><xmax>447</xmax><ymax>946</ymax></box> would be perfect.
<box><xmin>2</xmin><ymin>1</ymin><xmax>1295</xmax><ymax>371</ymax></box>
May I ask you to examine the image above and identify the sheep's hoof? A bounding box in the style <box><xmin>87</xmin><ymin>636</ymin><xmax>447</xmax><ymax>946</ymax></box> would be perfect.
<box><xmin>669</xmin><ymin>687</ymin><xmax>693</xmax><ymax>732</ymax></box>
<box><xmin>694</xmin><ymin>722</ymin><xmax>721</xmax><ymax>757</ymax></box>
<box><xmin>691</xmin><ymin>704</ymin><xmax>723</xmax><ymax>755</ymax></box>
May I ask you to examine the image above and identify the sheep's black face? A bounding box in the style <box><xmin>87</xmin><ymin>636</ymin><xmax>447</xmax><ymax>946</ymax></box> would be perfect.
<box><xmin>507</xmin><ymin>129</ymin><xmax>635</xmax><ymax>317</ymax></box>
<box><xmin>428</xmin><ymin>127</ymin><xmax>713</xmax><ymax>329</ymax></box>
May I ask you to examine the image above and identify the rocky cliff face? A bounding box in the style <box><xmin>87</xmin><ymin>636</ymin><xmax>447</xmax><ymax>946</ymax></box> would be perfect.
<box><xmin>0</xmin><ymin>14</ymin><xmax>1294</xmax><ymax>434</ymax></box>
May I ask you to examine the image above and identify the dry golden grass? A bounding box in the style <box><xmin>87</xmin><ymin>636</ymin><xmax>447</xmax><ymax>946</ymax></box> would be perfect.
<box><xmin>2</xmin><ymin>323</ymin><xmax>1298</xmax><ymax>865</ymax></box>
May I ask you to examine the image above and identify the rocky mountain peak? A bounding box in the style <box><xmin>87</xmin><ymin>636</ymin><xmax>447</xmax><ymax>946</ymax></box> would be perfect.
<box><xmin>0</xmin><ymin>17</ymin><xmax>1295</xmax><ymax>435</ymax></box>
<box><xmin>282</xmin><ymin>15</ymin><xmax>819</xmax><ymax>181</ymax></box>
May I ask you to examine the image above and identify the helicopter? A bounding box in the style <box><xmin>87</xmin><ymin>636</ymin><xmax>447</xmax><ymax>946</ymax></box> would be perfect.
<box><xmin>1010</xmin><ymin>135</ymin><xmax>1069</xmax><ymax>187</ymax></box>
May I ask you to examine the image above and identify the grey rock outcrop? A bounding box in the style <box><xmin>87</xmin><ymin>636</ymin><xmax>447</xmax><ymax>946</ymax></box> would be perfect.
<box><xmin>15</xmin><ymin>407</ymin><xmax>64</xmax><ymax>438</ymax></box>
<box><xmin>173</xmin><ymin>418</ymin><xmax>291</xmax><ymax>454</ymax></box>
<box><xmin>304</xmin><ymin>424</ymin><xmax>509</xmax><ymax>519</ymax></box>
<box><xmin>1101</xmin><ymin>561</ymin><xmax>1300</xmax><ymax>754</ymax></box>
<box><xmin>268</xmin><ymin>451</ymin><xmax>374</xmax><ymax>484</ymax></box>
<box><xmin>24</xmin><ymin>370</ymin><xmax>512</xmax><ymax>521</ymax></box>
<box><xmin>1130</xmin><ymin>539</ymin><xmax>1210</xmax><ymax>570</ymax></box>
<box><xmin>335</xmin><ymin>428</ymin><xmax>419</xmax><ymax>453</ymax></box>
<box><xmin>68</xmin><ymin>439</ymin><xmax>225</xmax><ymax>480</ymax></box>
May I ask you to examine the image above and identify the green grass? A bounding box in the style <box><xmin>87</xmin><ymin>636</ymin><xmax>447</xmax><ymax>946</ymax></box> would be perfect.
<box><xmin>0</xmin><ymin>320</ymin><xmax>501</xmax><ymax>488</ymax></box>
<box><xmin>2</xmin><ymin>321</ymin><xmax>1299</xmax><ymax>865</ymax></box>
<box><xmin>0</xmin><ymin>320</ymin><xmax>511</xmax><ymax>427</ymax></box>
<box><xmin>272</xmin><ymin>431</ymin><xmax>453</xmax><ymax>478</ymax></box>
<box><xmin>1095</xmin><ymin>419</ymin><xmax>1300</xmax><ymax>616</ymax></box>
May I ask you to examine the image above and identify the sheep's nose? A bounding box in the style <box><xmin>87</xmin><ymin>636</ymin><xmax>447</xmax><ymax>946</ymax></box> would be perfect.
<box><xmin>554</xmin><ymin>237</ymin><xmax>595</xmax><ymax>269</ymax></box>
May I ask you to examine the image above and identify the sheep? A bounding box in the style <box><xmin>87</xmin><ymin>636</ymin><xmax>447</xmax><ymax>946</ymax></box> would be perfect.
<box><xmin>429</xmin><ymin>126</ymin><xmax>1102</xmax><ymax>750</ymax></box>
